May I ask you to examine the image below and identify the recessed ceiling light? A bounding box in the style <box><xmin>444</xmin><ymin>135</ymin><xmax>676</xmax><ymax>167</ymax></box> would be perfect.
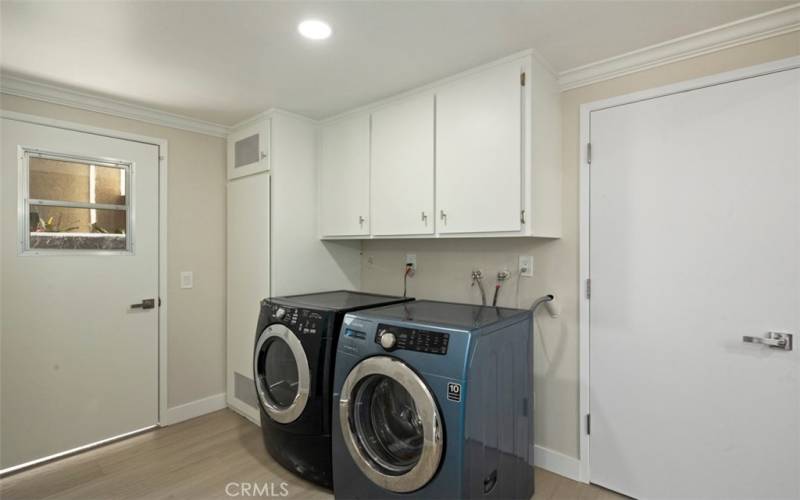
<box><xmin>298</xmin><ymin>19</ymin><xmax>332</xmax><ymax>40</ymax></box>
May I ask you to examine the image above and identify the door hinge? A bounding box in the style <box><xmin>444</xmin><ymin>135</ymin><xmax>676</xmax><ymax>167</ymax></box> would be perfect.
<box><xmin>586</xmin><ymin>278</ymin><xmax>592</xmax><ymax>299</ymax></box>
<box><xmin>520</xmin><ymin>210</ymin><xmax>526</xmax><ymax>224</ymax></box>
<box><xmin>586</xmin><ymin>414</ymin><xmax>591</xmax><ymax>435</ymax></box>
<box><xmin>520</xmin><ymin>72</ymin><xmax>526</xmax><ymax>86</ymax></box>
<box><xmin>587</xmin><ymin>142</ymin><xmax>592</xmax><ymax>165</ymax></box>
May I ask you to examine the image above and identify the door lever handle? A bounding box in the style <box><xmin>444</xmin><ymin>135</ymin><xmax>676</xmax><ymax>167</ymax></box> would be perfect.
<box><xmin>131</xmin><ymin>298</ymin><xmax>156</xmax><ymax>310</ymax></box>
<box><xmin>743</xmin><ymin>332</ymin><xmax>793</xmax><ymax>351</ymax></box>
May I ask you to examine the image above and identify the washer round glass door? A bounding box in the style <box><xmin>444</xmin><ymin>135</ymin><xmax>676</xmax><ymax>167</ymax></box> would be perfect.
<box><xmin>254</xmin><ymin>324</ymin><xmax>310</xmax><ymax>424</ymax></box>
<box><xmin>339</xmin><ymin>356</ymin><xmax>443</xmax><ymax>493</ymax></box>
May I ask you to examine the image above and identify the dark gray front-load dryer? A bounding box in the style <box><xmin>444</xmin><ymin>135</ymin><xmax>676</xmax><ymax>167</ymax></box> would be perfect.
<box><xmin>253</xmin><ymin>291</ymin><xmax>413</xmax><ymax>489</ymax></box>
<box><xmin>332</xmin><ymin>300</ymin><xmax>534</xmax><ymax>499</ymax></box>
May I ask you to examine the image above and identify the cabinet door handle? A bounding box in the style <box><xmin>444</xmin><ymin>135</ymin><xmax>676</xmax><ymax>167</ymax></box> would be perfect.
<box><xmin>260</xmin><ymin>151</ymin><xmax>267</xmax><ymax>160</ymax></box>
<box><xmin>358</xmin><ymin>216</ymin><xmax>366</xmax><ymax>226</ymax></box>
<box><xmin>421</xmin><ymin>211</ymin><xmax>428</xmax><ymax>224</ymax></box>
<box><xmin>440</xmin><ymin>210</ymin><xmax>447</xmax><ymax>224</ymax></box>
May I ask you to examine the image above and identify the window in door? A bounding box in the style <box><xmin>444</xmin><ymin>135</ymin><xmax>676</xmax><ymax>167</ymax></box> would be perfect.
<box><xmin>21</xmin><ymin>150</ymin><xmax>132</xmax><ymax>253</ymax></box>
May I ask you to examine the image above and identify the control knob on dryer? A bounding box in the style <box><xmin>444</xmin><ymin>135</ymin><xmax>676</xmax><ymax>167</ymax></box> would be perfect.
<box><xmin>379</xmin><ymin>331</ymin><xmax>397</xmax><ymax>350</ymax></box>
<box><xmin>275</xmin><ymin>308</ymin><xmax>286</xmax><ymax>320</ymax></box>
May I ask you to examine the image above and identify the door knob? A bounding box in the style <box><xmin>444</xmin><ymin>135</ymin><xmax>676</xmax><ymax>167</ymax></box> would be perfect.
<box><xmin>742</xmin><ymin>332</ymin><xmax>793</xmax><ymax>351</ymax></box>
<box><xmin>131</xmin><ymin>298</ymin><xmax>156</xmax><ymax>310</ymax></box>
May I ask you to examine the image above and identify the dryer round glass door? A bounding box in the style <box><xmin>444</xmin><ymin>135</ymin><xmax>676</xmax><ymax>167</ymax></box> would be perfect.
<box><xmin>339</xmin><ymin>356</ymin><xmax>443</xmax><ymax>493</ymax></box>
<box><xmin>254</xmin><ymin>324</ymin><xmax>310</xmax><ymax>424</ymax></box>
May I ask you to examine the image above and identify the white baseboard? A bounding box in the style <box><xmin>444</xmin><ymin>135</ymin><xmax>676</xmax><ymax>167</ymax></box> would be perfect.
<box><xmin>161</xmin><ymin>393</ymin><xmax>227</xmax><ymax>426</ymax></box>
<box><xmin>533</xmin><ymin>444</ymin><xmax>582</xmax><ymax>483</ymax></box>
<box><xmin>226</xmin><ymin>397</ymin><xmax>261</xmax><ymax>426</ymax></box>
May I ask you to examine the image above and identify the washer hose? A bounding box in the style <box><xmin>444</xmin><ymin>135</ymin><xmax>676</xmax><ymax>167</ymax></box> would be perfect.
<box><xmin>530</xmin><ymin>294</ymin><xmax>555</xmax><ymax>315</ymax></box>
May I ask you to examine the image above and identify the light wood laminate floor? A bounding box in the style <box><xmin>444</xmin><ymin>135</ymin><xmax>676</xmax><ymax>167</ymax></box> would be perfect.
<box><xmin>1</xmin><ymin>409</ymin><xmax>624</xmax><ymax>500</ymax></box>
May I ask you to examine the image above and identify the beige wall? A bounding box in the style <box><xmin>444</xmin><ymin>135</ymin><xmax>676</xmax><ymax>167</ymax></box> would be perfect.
<box><xmin>361</xmin><ymin>31</ymin><xmax>800</xmax><ymax>459</ymax></box>
<box><xmin>1</xmin><ymin>94</ymin><xmax>227</xmax><ymax>409</ymax></box>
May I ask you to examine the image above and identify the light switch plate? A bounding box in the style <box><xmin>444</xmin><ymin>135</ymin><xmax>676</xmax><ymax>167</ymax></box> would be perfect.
<box><xmin>519</xmin><ymin>256</ymin><xmax>534</xmax><ymax>277</ymax></box>
<box><xmin>180</xmin><ymin>271</ymin><xmax>194</xmax><ymax>289</ymax></box>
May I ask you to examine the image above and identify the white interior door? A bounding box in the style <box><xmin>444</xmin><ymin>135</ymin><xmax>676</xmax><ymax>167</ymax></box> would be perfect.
<box><xmin>370</xmin><ymin>93</ymin><xmax>434</xmax><ymax>236</ymax></box>
<box><xmin>1</xmin><ymin>118</ymin><xmax>159</xmax><ymax>470</ymax></box>
<box><xmin>589</xmin><ymin>68</ymin><xmax>800</xmax><ymax>499</ymax></box>
<box><xmin>435</xmin><ymin>59</ymin><xmax>522</xmax><ymax>234</ymax></box>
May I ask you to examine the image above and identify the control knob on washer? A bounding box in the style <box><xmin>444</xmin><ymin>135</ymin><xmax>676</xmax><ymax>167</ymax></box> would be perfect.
<box><xmin>275</xmin><ymin>308</ymin><xmax>286</xmax><ymax>320</ymax></box>
<box><xmin>379</xmin><ymin>331</ymin><xmax>397</xmax><ymax>349</ymax></box>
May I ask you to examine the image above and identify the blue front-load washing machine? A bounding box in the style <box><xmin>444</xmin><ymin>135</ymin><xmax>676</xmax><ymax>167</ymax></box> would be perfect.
<box><xmin>331</xmin><ymin>300</ymin><xmax>534</xmax><ymax>499</ymax></box>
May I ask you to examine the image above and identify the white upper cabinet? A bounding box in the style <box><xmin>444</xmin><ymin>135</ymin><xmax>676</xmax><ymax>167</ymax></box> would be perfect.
<box><xmin>370</xmin><ymin>93</ymin><xmax>435</xmax><ymax>236</ymax></box>
<box><xmin>227</xmin><ymin>119</ymin><xmax>269</xmax><ymax>180</ymax></box>
<box><xmin>436</xmin><ymin>59</ymin><xmax>523</xmax><ymax>234</ymax></box>
<box><xmin>318</xmin><ymin>113</ymin><xmax>371</xmax><ymax>237</ymax></box>
<box><xmin>316</xmin><ymin>51</ymin><xmax>561</xmax><ymax>240</ymax></box>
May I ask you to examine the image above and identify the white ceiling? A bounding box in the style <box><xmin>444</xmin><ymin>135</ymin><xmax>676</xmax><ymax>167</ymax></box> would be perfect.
<box><xmin>0</xmin><ymin>1</ymin><xmax>792</xmax><ymax>125</ymax></box>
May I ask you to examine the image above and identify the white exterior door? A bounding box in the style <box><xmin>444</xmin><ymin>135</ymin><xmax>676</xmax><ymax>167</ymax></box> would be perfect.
<box><xmin>318</xmin><ymin>114</ymin><xmax>370</xmax><ymax>237</ymax></box>
<box><xmin>370</xmin><ymin>93</ymin><xmax>434</xmax><ymax>236</ymax></box>
<box><xmin>589</xmin><ymin>68</ymin><xmax>800</xmax><ymax>498</ymax></box>
<box><xmin>1</xmin><ymin>118</ymin><xmax>160</xmax><ymax>470</ymax></box>
<box><xmin>435</xmin><ymin>59</ymin><xmax>523</xmax><ymax>234</ymax></box>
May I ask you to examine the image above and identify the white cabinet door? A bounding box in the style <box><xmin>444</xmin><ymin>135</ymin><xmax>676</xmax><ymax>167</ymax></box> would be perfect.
<box><xmin>319</xmin><ymin>114</ymin><xmax>370</xmax><ymax>237</ymax></box>
<box><xmin>371</xmin><ymin>94</ymin><xmax>434</xmax><ymax>236</ymax></box>
<box><xmin>227</xmin><ymin>120</ymin><xmax>269</xmax><ymax>180</ymax></box>
<box><xmin>436</xmin><ymin>60</ymin><xmax>523</xmax><ymax>234</ymax></box>
<box><xmin>227</xmin><ymin>172</ymin><xmax>269</xmax><ymax>422</ymax></box>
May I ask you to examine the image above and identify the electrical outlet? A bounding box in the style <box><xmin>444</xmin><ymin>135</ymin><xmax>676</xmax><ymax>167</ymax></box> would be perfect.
<box><xmin>405</xmin><ymin>254</ymin><xmax>417</xmax><ymax>272</ymax></box>
<box><xmin>180</xmin><ymin>271</ymin><xmax>194</xmax><ymax>289</ymax></box>
<box><xmin>519</xmin><ymin>256</ymin><xmax>533</xmax><ymax>277</ymax></box>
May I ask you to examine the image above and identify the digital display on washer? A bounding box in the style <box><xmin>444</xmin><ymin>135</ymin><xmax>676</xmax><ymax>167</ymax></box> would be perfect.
<box><xmin>376</xmin><ymin>324</ymin><xmax>449</xmax><ymax>355</ymax></box>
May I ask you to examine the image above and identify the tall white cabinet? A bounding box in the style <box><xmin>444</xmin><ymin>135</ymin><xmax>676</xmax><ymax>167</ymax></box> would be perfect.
<box><xmin>226</xmin><ymin>110</ymin><xmax>361</xmax><ymax>423</ymax></box>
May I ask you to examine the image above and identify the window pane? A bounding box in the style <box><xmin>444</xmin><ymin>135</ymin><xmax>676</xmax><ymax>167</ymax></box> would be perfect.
<box><xmin>29</xmin><ymin>206</ymin><xmax>127</xmax><ymax>250</ymax></box>
<box><xmin>29</xmin><ymin>157</ymin><xmax>126</xmax><ymax>206</ymax></box>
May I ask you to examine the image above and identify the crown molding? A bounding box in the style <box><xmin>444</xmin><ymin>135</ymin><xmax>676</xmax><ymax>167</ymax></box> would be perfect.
<box><xmin>558</xmin><ymin>3</ymin><xmax>800</xmax><ymax>91</ymax></box>
<box><xmin>0</xmin><ymin>75</ymin><xmax>230</xmax><ymax>137</ymax></box>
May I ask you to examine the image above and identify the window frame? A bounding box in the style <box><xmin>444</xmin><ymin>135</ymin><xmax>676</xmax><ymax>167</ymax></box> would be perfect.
<box><xmin>18</xmin><ymin>147</ymin><xmax>135</xmax><ymax>256</ymax></box>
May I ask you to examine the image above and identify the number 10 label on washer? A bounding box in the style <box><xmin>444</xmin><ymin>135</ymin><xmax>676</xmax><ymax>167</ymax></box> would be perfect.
<box><xmin>447</xmin><ymin>382</ymin><xmax>461</xmax><ymax>402</ymax></box>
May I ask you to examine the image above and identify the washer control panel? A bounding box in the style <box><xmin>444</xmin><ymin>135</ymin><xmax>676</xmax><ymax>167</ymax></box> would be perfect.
<box><xmin>375</xmin><ymin>324</ymin><xmax>449</xmax><ymax>355</ymax></box>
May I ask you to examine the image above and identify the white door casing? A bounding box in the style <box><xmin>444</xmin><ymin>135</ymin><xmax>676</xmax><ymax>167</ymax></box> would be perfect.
<box><xmin>370</xmin><ymin>93</ymin><xmax>435</xmax><ymax>236</ymax></box>
<box><xmin>435</xmin><ymin>59</ymin><xmax>523</xmax><ymax>234</ymax></box>
<box><xmin>586</xmin><ymin>66</ymin><xmax>799</xmax><ymax>498</ymax></box>
<box><xmin>1</xmin><ymin>117</ymin><xmax>161</xmax><ymax>470</ymax></box>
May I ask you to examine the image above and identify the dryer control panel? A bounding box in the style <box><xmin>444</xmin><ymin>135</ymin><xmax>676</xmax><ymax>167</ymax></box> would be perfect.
<box><xmin>376</xmin><ymin>324</ymin><xmax>449</xmax><ymax>355</ymax></box>
<box><xmin>267</xmin><ymin>304</ymin><xmax>325</xmax><ymax>336</ymax></box>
